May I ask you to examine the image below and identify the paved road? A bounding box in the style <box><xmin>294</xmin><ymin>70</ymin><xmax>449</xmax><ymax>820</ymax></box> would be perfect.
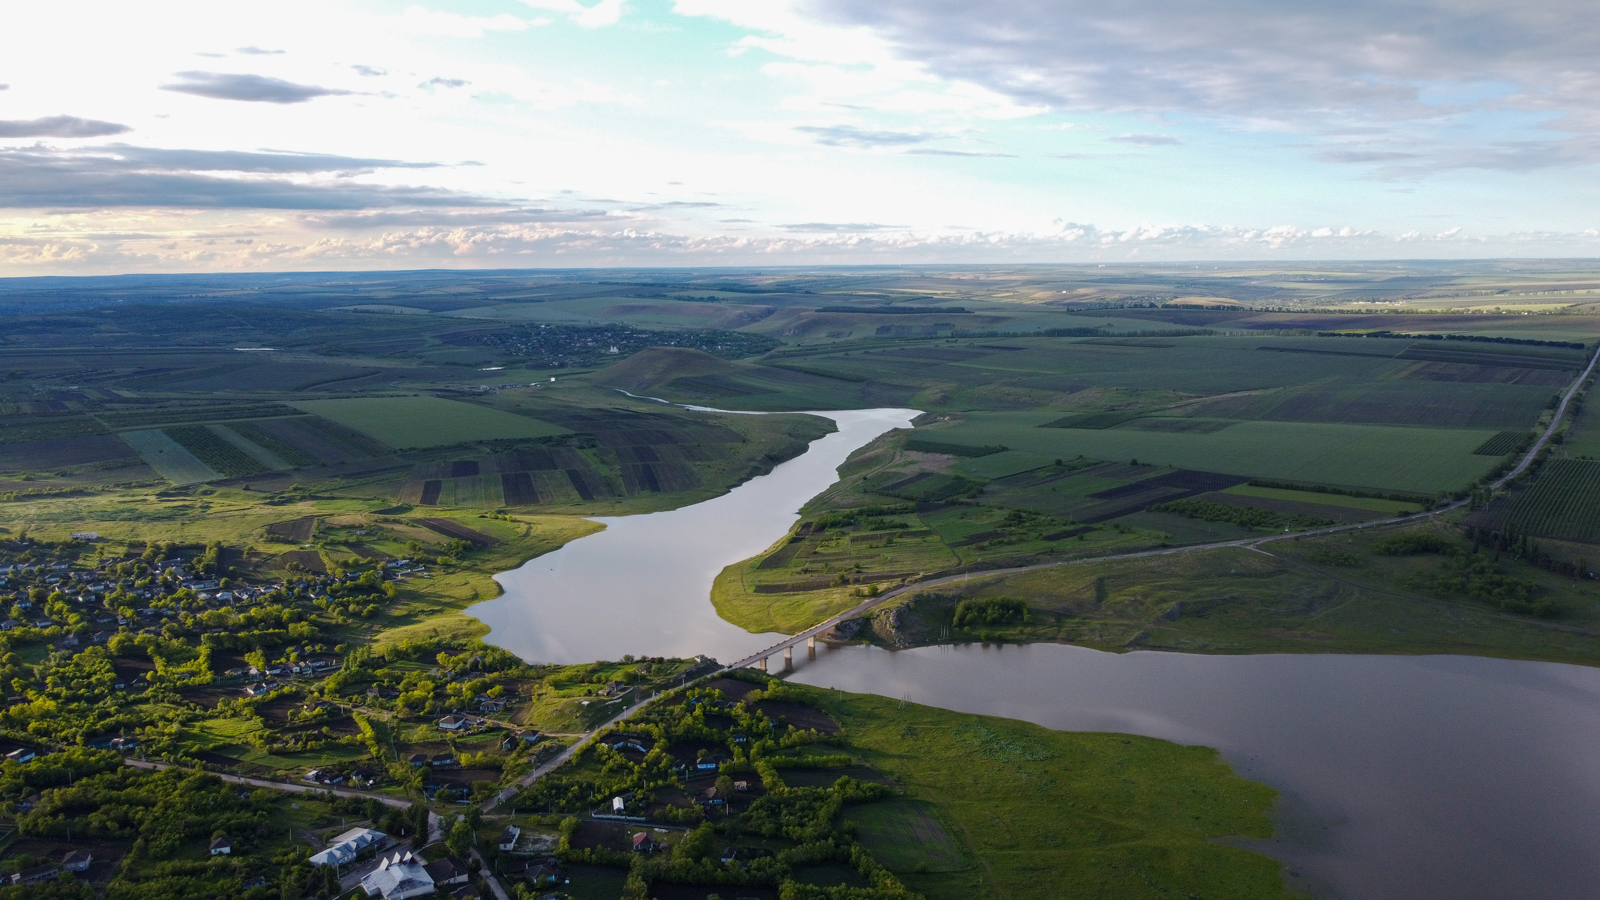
<box><xmin>124</xmin><ymin>757</ymin><xmax>411</xmax><ymax>808</ymax></box>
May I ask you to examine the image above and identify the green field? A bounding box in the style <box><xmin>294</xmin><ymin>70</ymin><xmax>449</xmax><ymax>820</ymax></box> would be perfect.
<box><xmin>1222</xmin><ymin>483</ymin><xmax>1417</xmax><ymax>514</ymax></box>
<box><xmin>119</xmin><ymin>428</ymin><xmax>221</xmax><ymax>484</ymax></box>
<box><xmin>1508</xmin><ymin>459</ymin><xmax>1600</xmax><ymax>543</ymax></box>
<box><xmin>920</xmin><ymin>413</ymin><xmax>1498</xmax><ymax>493</ymax></box>
<box><xmin>289</xmin><ymin>396</ymin><xmax>569</xmax><ymax>448</ymax></box>
<box><xmin>862</xmin><ymin>527</ymin><xmax>1600</xmax><ymax>663</ymax></box>
<box><xmin>810</xmin><ymin>686</ymin><xmax>1294</xmax><ymax>900</ymax></box>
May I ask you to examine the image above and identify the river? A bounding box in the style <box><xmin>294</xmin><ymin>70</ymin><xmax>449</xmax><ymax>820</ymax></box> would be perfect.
<box><xmin>468</xmin><ymin>407</ymin><xmax>920</xmax><ymax>663</ymax></box>
<box><xmin>470</xmin><ymin>406</ymin><xmax>1600</xmax><ymax>899</ymax></box>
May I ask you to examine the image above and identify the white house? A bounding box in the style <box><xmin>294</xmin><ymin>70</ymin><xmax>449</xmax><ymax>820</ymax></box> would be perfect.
<box><xmin>209</xmin><ymin>836</ymin><xmax>232</xmax><ymax>856</ymax></box>
<box><xmin>359</xmin><ymin>852</ymin><xmax>434</xmax><ymax>900</ymax></box>
<box><xmin>309</xmin><ymin>827</ymin><xmax>386</xmax><ymax>867</ymax></box>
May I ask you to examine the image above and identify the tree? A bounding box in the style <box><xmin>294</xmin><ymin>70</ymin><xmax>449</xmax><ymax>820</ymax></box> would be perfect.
<box><xmin>447</xmin><ymin>817</ymin><xmax>475</xmax><ymax>859</ymax></box>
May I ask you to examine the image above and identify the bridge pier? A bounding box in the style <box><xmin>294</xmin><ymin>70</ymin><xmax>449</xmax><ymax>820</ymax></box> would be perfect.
<box><xmin>807</xmin><ymin>635</ymin><xmax>815</xmax><ymax>650</ymax></box>
<box><xmin>783</xmin><ymin>646</ymin><xmax>793</xmax><ymax>668</ymax></box>
<box><xmin>757</xmin><ymin>657</ymin><xmax>767</xmax><ymax>672</ymax></box>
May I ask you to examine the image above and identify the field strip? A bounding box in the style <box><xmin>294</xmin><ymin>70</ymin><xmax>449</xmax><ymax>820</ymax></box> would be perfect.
<box><xmin>208</xmin><ymin>423</ymin><xmax>290</xmax><ymax>469</ymax></box>
<box><xmin>118</xmin><ymin>428</ymin><xmax>220</xmax><ymax>484</ymax></box>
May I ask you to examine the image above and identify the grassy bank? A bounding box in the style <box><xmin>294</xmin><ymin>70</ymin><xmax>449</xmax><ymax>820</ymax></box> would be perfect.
<box><xmin>855</xmin><ymin>522</ymin><xmax>1600</xmax><ymax>665</ymax></box>
<box><xmin>811</xmin><ymin>684</ymin><xmax>1292</xmax><ymax>900</ymax></box>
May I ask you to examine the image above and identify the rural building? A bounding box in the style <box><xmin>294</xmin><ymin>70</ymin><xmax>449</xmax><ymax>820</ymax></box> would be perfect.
<box><xmin>423</xmin><ymin>857</ymin><xmax>470</xmax><ymax>886</ymax></box>
<box><xmin>209</xmin><ymin>836</ymin><xmax>232</xmax><ymax>856</ymax></box>
<box><xmin>61</xmin><ymin>850</ymin><xmax>92</xmax><ymax>872</ymax></box>
<box><xmin>359</xmin><ymin>851</ymin><xmax>433</xmax><ymax>899</ymax></box>
<box><xmin>632</xmin><ymin>832</ymin><xmax>654</xmax><ymax>853</ymax></box>
<box><xmin>498</xmin><ymin>824</ymin><xmax>521</xmax><ymax>851</ymax></box>
<box><xmin>310</xmin><ymin>827</ymin><xmax>386</xmax><ymax>867</ymax></box>
<box><xmin>11</xmin><ymin>864</ymin><xmax>60</xmax><ymax>884</ymax></box>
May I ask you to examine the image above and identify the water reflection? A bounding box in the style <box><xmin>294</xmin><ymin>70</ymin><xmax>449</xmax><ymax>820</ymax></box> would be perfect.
<box><xmin>468</xmin><ymin>407</ymin><xmax>919</xmax><ymax>663</ymax></box>
<box><xmin>787</xmin><ymin>642</ymin><xmax>1600</xmax><ymax>900</ymax></box>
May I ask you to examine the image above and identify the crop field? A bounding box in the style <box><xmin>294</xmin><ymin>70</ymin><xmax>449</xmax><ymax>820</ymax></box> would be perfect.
<box><xmin>920</xmin><ymin>413</ymin><xmax>1498</xmax><ymax>494</ymax></box>
<box><xmin>1562</xmin><ymin>394</ymin><xmax>1600</xmax><ymax>459</ymax></box>
<box><xmin>118</xmin><ymin>428</ymin><xmax>220</xmax><ymax>484</ymax></box>
<box><xmin>1507</xmin><ymin>459</ymin><xmax>1600</xmax><ymax>544</ymax></box>
<box><xmin>1474</xmin><ymin>431</ymin><xmax>1531</xmax><ymax>456</ymax></box>
<box><xmin>247</xmin><ymin>415</ymin><xmax>387</xmax><ymax>463</ymax></box>
<box><xmin>163</xmin><ymin>425</ymin><xmax>269</xmax><ymax>478</ymax></box>
<box><xmin>225</xmin><ymin>420</ymin><xmax>322</xmax><ymax>467</ymax></box>
<box><xmin>0</xmin><ymin>433</ymin><xmax>141</xmax><ymax>472</ymax></box>
<box><xmin>289</xmin><ymin>396</ymin><xmax>568</xmax><ymax>449</ymax></box>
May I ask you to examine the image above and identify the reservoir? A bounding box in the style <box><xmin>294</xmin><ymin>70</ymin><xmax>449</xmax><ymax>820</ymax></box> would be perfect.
<box><xmin>785</xmin><ymin>642</ymin><xmax>1600</xmax><ymax>900</ymax></box>
<box><xmin>472</xmin><ymin>406</ymin><xmax>1600</xmax><ymax>899</ymax></box>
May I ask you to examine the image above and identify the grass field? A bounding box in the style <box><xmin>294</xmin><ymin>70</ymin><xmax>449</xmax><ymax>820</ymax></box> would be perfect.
<box><xmin>919</xmin><ymin>413</ymin><xmax>1498</xmax><ymax>494</ymax></box>
<box><xmin>1507</xmin><ymin>459</ymin><xmax>1600</xmax><ymax>544</ymax></box>
<box><xmin>861</xmin><ymin>525</ymin><xmax>1600</xmax><ymax>664</ymax></box>
<box><xmin>809</xmin><ymin>685</ymin><xmax>1294</xmax><ymax>900</ymax></box>
<box><xmin>118</xmin><ymin>428</ymin><xmax>221</xmax><ymax>484</ymax></box>
<box><xmin>290</xmin><ymin>396</ymin><xmax>569</xmax><ymax>449</ymax></box>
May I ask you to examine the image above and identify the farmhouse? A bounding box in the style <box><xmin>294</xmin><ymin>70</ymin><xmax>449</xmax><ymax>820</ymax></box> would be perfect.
<box><xmin>209</xmin><ymin>836</ymin><xmax>232</xmax><ymax>856</ymax></box>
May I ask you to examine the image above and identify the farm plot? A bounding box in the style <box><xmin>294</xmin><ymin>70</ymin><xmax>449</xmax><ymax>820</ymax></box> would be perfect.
<box><xmin>918</xmin><ymin>412</ymin><xmax>1499</xmax><ymax>494</ymax></box>
<box><xmin>118</xmin><ymin>429</ymin><xmax>219</xmax><ymax>484</ymax></box>
<box><xmin>226</xmin><ymin>421</ymin><xmax>321</xmax><ymax>467</ymax></box>
<box><xmin>246</xmin><ymin>415</ymin><xmax>388</xmax><ymax>463</ymax></box>
<box><xmin>264</xmin><ymin>517</ymin><xmax>316</xmax><ymax>542</ymax></box>
<box><xmin>1506</xmin><ymin>459</ymin><xmax>1600</xmax><ymax>544</ymax></box>
<box><xmin>0</xmin><ymin>433</ymin><xmax>140</xmax><ymax>471</ymax></box>
<box><xmin>414</xmin><ymin>517</ymin><xmax>501</xmax><ymax>546</ymax></box>
<box><xmin>1473</xmin><ymin>431</ymin><xmax>1531</xmax><ymax>456</ymax></box>
<box><xmin>290</xmin><ymin>396</ymin><xmax>568</xmax><ymax>449</ymax></box>
<box><xmin>163</xmin><ymin>425</ymin><xmax>268</xmax><ymax>478</ymax></box>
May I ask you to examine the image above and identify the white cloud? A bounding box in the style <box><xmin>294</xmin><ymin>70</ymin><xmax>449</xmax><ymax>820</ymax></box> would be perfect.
<box><xmin>521</xmin><ymin>0</ymin><xmax>628</xmax><ymax>29</ymax></box>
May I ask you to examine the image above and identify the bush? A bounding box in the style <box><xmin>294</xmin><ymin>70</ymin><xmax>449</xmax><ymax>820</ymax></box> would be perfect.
<box><xmin>952</xmin><ymin>597</ymin><xmax>1029</xmax><ymax>629</ymax></box>
<box><xmin>1373</xmin><ymin>533</ymin><xmax>1456</xmax><ymax>555</ymax></box>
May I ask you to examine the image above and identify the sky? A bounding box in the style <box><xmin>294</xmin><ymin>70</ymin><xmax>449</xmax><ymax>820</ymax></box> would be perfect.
<box><xmin>4</xmin><ymin>0</ymin><xmax>1600</xmax><ymax>273</ymax></box>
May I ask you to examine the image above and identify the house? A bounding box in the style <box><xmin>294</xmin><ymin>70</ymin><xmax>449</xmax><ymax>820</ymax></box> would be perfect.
<box><xmin>450</xmin><ymin>886</ymin><xmax>483</xmax><ymax>900</ymax></box>
<box><xmin>209</xmin><ymin>836</ymin><xmax>232</xmax><ymax>856</ymax></box>
<box><xmin>6</xmin><ymin>748</ymin><xmax>36</xmax><ymax>763</ymax></box>
<box><xmin>408</xmin><ymin>753</ymin><xmax>429</xmax><ymax>767</ymax></box>
<box><xmin>507</xmin><ymin>857</ymin><xmax>564</xmax><ymax>886</ymax></box>
<box><xmin>11</xmin><ymin>864</ymin><xmax>60</xmax><ymax>884</ymax></box>
<box><xmin>431</xmin><ymin>754</ymin><xmax>456</xmax><ymax>768</ymax></box>
<box><xmin>309</xmin><ymin>827</ymin><xmax>387</xmax><ymax>867</ymax></box>
<box><xmin>498</xmin><ymin>825</ymin><xmax>521</xmax><ymax>851</ymax></box>
<box><xmin>733</xmin><ymin>781</ymin><xmax>750</xmax><ymax>792</ymax></box>
<box><xmin>631</xmin><ymin>832</ymin><xmax>654</xmax><ymax>853</ymax></box>
<box><xmin>423</xmin><ymin>857</ymin><xmax>470</xmax><ymax>887</ymax></box>
<box><xmin>437</xmin><ymin>715</ymin><xmax>469</xmax><ymax>731</ymax></box>
<box><xmin>600</xmin><ymin>680</ymin><xmax>627</xmax><ymax>697</ymax></box>
<box><xmin>62</xmin><ymin>850</ymin><xmax>93</xmax><ymax>872</ymax></box>
<box><xmin>358</xmin><ymin>851</ymin><xmax>434</xmax><ymax>900</ymax></box>
<box><xmin>700</xmin><ymin>787</ymin><xmax>724</xmax><ymax>807</ymax></box>
<box><xmin>607</xmin><ymin>737</ymin><xmax>650</xmax><ymax>755</ymax></box>
<box><xmin>720</xmin><ymin>847</ymin><xmax>738</xmax><ymax>864</ymax></box>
